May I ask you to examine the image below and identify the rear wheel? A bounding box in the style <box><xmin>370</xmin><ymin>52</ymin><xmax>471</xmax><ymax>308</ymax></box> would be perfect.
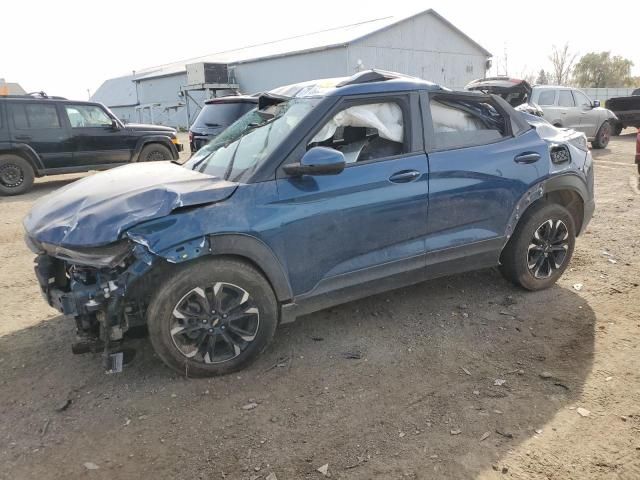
<box><xmin>147</xmin><ymin>258</ymin><xmax>278</xmax><ymax>377</ymax></box>
<box><xmin>0</xmin><ymin>154</ymin><xmax>34</xmax><ymax>196</ymax></box>
<box><xmin>591</xmin><ymin>121</ymin><xmax>611</xmax><ymax>149</ymax></box>
<box><xmin>138</xmin><ymin>143</ymin><xmax>173</xmax><ymax>162</ymax></box>
<box><xmin>500</xmin><ymin>202</ymin><xmax>576</xmax><ymax>291</ymax></box>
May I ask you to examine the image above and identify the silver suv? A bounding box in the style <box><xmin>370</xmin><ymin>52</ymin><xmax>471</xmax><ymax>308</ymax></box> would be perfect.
<box><xmin>531</xmin><ymin>86</ymin><xmax>617</xmax><ymax>149</ymax></box>
<box><xmin>466</xmin><ymin>78</ymin><xmax>618</xmax><ymax>149</ymax></box>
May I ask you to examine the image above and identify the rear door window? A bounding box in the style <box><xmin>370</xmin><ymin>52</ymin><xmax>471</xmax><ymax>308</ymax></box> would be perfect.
<box><xmin>558</xmin><ymin>90</ymin><xmax>575</xmax><ymax>107</ymax></box>
<box><xmin>428</xmin><ymin>95</ymin><xmax>509</xmax><ymax>150</ymax></box>
<box><xmin>9</xmin><ymin>103</ymin><xmax>61</xmax><ymax>129</ymax></box>
<box><xmin>537</xmin><ymin>90</ymin><xmax>556</xmax><ymax>106</ymax></box>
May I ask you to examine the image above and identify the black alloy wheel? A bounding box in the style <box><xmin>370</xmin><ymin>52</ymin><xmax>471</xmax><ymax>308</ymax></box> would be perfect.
<box><xmin>527</xmin><ymin>219</ymin><xmax>570</xmax><ymax>279</ymax></box>
<box><xmin>170</xmin><ymin>283</ymin><xmax>260</xmax><ymax>364</ymax></box>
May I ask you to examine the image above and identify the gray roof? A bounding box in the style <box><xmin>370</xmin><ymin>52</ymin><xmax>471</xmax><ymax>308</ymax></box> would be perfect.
<box><xmin>91</xmin><ymin>74</ymin><xmax>138</xmax><ymax>107</ymax></box>
<box><xmin>131</xmin><ymin>9</ymin><xmax>491</xmax><ymax>81</ymax></box>
<box><xmin>91</xmin><ymin>9</ymin><xmax>491</xmax><ymax>106</ymax></box>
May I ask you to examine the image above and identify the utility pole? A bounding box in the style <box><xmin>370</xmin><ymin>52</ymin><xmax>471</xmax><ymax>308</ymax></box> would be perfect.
<box><xmin>503</xmin><ymin>43</ymin><xmax>509</xmax><ymax>76</ymax></box>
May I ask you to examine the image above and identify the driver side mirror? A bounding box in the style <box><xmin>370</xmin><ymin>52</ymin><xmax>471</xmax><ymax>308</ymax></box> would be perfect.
<box><xmin>110</xmin><ymin>118</ymin><xmax>121</xmax><ymax>130</ymax></box>
<box><xmin>592</xmin><ymin>100</ymin><xmax>600</xmax><ymax>108</ymax></box>
<box><xmin>283</xmin><ymin>147</ymin><xmax>346</xmax><ymax>176</ymax></box>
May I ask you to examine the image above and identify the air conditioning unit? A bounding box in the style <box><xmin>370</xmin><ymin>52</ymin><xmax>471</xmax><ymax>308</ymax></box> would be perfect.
<box><xmin>186</xmin><ymin>62</ymin><xmax>229</xmax><ymax>85</ymax></box>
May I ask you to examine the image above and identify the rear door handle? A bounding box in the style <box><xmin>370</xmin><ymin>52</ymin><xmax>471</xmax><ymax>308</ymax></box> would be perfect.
<box><xmin>14</xmin><ymin>135</ymin><xmax>31</xmax><ymax>141</ymax></box>
<box><xmin>389</xmin><ymin>170</ymin><xmax>421</xmax><ymax>183</ymax></box>
<box><xmin>514</xmin><ymin>152</ymin><xmax>541</xmax><ymax>164</ymax></box>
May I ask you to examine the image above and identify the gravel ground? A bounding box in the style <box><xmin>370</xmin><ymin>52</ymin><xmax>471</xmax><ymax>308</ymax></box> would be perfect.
<box><xmin>0</xmin><ymin>131</ymin><xmax>639</xmax><ymax>479</ymax></box>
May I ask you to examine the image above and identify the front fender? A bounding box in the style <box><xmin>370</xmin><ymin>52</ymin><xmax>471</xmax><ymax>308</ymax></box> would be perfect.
<box><xmin>132</xmin><ymin>232</ymin><xmax>293</xmax><ymax>303</ymax></box>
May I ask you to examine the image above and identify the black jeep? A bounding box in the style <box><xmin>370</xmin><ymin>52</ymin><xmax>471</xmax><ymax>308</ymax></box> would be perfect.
<box><xmin>0</xmin><ymin>93</ymin><xmax>183</xmax><ymax>195</ymax></box>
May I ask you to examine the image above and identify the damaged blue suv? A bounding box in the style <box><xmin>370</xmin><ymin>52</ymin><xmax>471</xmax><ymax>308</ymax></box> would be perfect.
<box><xmin>24</xmin><ymin>70</ymin><xmax>595</xmax><ymax>377</ymax></box>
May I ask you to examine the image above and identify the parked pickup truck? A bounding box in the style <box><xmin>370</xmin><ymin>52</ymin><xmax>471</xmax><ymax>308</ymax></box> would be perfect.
<box><xmin>606</xmin><ymin>89</ymin><xmax>640</xmax><ymax>135</ymax></box>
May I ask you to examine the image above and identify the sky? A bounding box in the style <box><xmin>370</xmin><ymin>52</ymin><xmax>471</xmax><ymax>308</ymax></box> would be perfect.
<box><xmin>2</xmin><ymin>0</ymin><xmax>639</xmax><ymax>100</ymax></box>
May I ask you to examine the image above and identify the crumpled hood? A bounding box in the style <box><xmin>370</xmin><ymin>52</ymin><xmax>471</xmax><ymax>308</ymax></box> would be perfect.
<box><xmin>24</xmin><ymin>162</ymin><xmax>238</xmax><ymax>248</ymax></box>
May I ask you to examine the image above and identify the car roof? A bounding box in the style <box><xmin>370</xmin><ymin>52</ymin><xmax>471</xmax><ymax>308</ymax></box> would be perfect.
<box><xmin>532</xmin><ymin>85</ymin><xmax>574</xmax><ymax>90</ymax></box>
<box><xmin>269</xmin><ymin>69</ymin><xmax>446</xmax><ymax>99</ymax></box>
<box><xmin>0</xmin><ymin>96</ymin><xmax>105</xmax><ymax>107</ymax></box>
<box><xmin>204</xmin><ymin>95</ymin><xmax>258</xmax><ymax>105</ymax></box>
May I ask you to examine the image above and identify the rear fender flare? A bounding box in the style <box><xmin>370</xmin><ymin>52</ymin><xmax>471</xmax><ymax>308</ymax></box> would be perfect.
<box><xmin>0</xmin><ymin>142</ymin><xmax>45</xmax><ymax>174</ymax></box>
<box><xmin>504</xmin><ymin>173</ymin><xmax>589</xmax><ymax>243</ymax></box>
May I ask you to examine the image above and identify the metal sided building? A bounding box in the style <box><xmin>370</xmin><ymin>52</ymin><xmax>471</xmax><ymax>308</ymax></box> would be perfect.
<box><xmin>91</xmin><ymin>8</ymin><xmax>491</xmax><ymax>129</ymax></box>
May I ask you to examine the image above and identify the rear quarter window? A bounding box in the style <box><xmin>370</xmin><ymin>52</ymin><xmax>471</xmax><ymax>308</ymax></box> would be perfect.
<box><xmin>429</xmin><ymin>95</ymin><xmax>509</xmax><ymax>150</ymax></box>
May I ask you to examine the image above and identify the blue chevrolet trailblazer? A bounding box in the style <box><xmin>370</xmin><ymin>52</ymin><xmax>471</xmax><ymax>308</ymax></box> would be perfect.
<box><xmin>24</xmin><ymin>70</ymin><xmax>595</xmax><ymax>376</ymax></box>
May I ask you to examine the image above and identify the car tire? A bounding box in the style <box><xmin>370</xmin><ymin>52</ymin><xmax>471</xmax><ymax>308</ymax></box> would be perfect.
<box><xmin>0</xmin><ymin>154</ymin><xmax>35</xmax><ymax>196</ymax></box>
<box><xmin>612</xmin><ymin>122</ymin><xmax>623</xmax><ymax>136</ymax></box>
<box><xmin>146</xmin><ymin>257</ymin><xmax>278</xmax><ymax>377</ymax></box>
<box><xmin>499</xmin><ymin>202</ymin><xmax>576</xmax><ymax>291</ymax></box>
<box><xmin>591</xmin><ymin>121</ymin><xmax>611</xmax><ymax>149</ymax></box>
<box><xmin>138</xmin><ymin>143</ymin><xmax>173</xmax><ymax>162</ymax></box>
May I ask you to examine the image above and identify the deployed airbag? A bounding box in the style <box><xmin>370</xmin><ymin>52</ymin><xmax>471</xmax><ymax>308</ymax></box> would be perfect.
<box><xmin>312</xmin><ymin>103</ymin><xmax>404</xmax><ymax>143</ymax></box>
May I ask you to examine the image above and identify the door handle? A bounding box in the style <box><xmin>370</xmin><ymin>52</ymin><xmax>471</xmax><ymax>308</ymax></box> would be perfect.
<box><xmin>14</xmin><ymin>135</ymin><xmax>31</xmax><ymax>141</ymax></box>
<box><xmin>389</xmin><ymin>170</ymin><xmax>421</xmax><ymax>183</ymax></box>
<box><xmin>514</xmin><ymin>152</ymin><xmax>541</xmax><ymax>164</ymax></box>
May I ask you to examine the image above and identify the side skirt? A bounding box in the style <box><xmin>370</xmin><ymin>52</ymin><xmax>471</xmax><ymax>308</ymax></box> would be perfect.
<box><xmin>281</xmin><ymin>237</ymin><xmax>504</xmax><ymax>323</ymax></box>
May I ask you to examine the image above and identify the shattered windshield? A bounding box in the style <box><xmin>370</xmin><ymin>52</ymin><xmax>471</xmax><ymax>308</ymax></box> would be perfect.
<box><xmin>184</xmin><ymin>98</ymin><xmax>320</xmax><ymax>182</ymax></box>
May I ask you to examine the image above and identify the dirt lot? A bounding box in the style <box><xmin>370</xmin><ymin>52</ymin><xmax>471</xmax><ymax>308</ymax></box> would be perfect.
<box><xmin>1</xmin><ymin>132</ymin><xmax>639</xmax><ymax>480</ymax></box>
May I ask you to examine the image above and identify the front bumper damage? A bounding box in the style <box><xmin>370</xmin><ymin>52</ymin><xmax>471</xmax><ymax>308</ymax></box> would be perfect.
<box><xmin>33</xmin><ymin>242</ymin><xmax>158</xmax><ymax>369</ymax></box>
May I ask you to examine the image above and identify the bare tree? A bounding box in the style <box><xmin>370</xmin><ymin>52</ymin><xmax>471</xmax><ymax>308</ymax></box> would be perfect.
<box><xmin>549</xmin><ymin>43</ymin><xmax>578</xmax><ymax>85</ymax></box>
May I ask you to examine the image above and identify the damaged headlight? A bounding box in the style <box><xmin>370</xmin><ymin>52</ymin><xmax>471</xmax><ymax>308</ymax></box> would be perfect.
<box><xmin>568</xmin><ymin>134</ymin><xmax>589</xmax><ymax>152</ymax></box>
<box><xmin>40</xmin><ymin>240</ymin><xmax>134</xmax><ymax>269</ymax></box>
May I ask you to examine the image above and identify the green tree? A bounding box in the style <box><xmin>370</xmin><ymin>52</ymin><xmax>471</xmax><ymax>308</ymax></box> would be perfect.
<box><xmin>536</xmin><ymin>69</ymin><xmax>549</xmax><ymax>85</ymax></box>
<box><xmin>573</xmin><ymin>52</ymin><xmax>634</xmax><ymax>87</ymax></box>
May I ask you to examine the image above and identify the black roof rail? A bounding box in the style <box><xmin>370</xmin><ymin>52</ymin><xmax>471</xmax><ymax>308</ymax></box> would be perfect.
<box><xmin>0</xmin><ymin>92</ymin><xmax>67</xmax><ymax>100</ymax></box>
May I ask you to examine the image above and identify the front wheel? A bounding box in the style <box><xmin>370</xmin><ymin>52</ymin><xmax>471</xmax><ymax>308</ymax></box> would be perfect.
<box><xmin>500</xmin><ymin>203</ymin><xmax>576</xmax><ymax>291</ymax></box>
<box><xmin>137</xmin><ymin>143</ymin><xmax>173</xmax><ymax>162</ymax></box>
<box><xmin>591</xmin><ymin>121</ymin><xmax>611</xmax><ymax>149</ymax></box>
<box><xmin>147</xmin><ymin>258</ymin><xmax>278</xmax><ymax>377</ymax></box>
